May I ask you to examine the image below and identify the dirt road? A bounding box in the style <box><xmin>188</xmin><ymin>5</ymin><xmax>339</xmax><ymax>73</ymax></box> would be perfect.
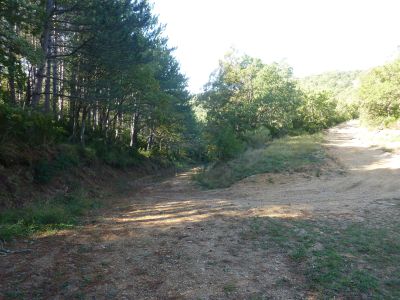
<box><xmin>1</xmin><ymin>121</ymin><xmax>399</xmax><ymax>299</ymax></box>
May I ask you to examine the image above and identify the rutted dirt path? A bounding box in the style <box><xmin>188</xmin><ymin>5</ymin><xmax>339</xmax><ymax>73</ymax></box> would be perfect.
<box><xmin>1</xmin><ymin>121</ymin><xmax>399</xmax><ymax>299</ymax></box>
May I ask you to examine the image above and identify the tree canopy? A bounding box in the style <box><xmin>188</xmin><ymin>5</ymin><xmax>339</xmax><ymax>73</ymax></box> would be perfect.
<box><xmin>0</xmin><ymin>0</ymin><xmax>196</xmax><ymax>158</ymax></box>
<box><xmin>359</xmin><ymin>58</ymin><xmax>400</xmax><ymax>124</ymax></box>
<box><xmin>196</xmin><ymin>51</ymin><xmax>345</xmax><ymax>160</ymax></box>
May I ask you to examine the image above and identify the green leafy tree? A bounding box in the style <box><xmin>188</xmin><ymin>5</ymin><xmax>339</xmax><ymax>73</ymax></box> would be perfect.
<box><xmin>295</xmin><ymin>90</ymin><xmax>338</xmax><ymax>133</ymax></box>
<box><xmin>199</xmin><ymin>51</ymin><xmax>301</xmax><ymax>159</ymax></box>
<box><xmin>359</xmin><ymin>59</ymin><xmax>400</xmax><ymax>124</ymax></box>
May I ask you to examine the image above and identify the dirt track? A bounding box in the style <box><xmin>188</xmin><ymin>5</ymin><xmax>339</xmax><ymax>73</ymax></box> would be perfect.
<box><xmin>1</xmin><ymin>121</ymin><xmax>399</xmax><ymax>299</ymax></box>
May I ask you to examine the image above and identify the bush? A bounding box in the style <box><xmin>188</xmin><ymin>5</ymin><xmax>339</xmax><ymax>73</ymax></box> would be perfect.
<box><xmin>33</xmin><ymin>144</ymin><xmax>81</xmax><ymax>184</ymax></box>
<box><xmin>241</xmin><ymin>126</ymin><xmax>271</xmax><ymax>148</ymax></box>
<box><xmin>0</xmin><ymin>103</ymin><xmax>69</xmax><ymax>169</ymax></box>
<box><xmin>79</xmin><ymin>146</ymin><xmax>98</xmax><ymax>165</ymax></box>
<box><xmin>33</xmin><ymin>159</ymin><xmax>54</xmax><ymax>184</ymax></box>
<box><xmin>100</xmin><ymin>147</ymin><xmax>140</xmax><ymax>168</ymax></box>
<box><xmin>0</xmin><ymin>104</ymin><xmax>66</xmax><ymax>147</ymax></box>
<box><xmin>359</xmin><ymin>59</ymin><xmax>400</xmax><ymax>124</ymax></box>
<box><xmin>295</xmin><ymin>91</ymin><xmax>340</xmax><ymax>133</ymax></box>
<box><xmin>206</xmin><ymin>126</ymin><xmax>245</xmax><ymax>161</ymax></box>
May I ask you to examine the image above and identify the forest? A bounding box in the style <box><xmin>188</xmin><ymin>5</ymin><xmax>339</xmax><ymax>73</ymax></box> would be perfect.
<box><xmin>1</xmin><ymin>0</ymin><xmax>197</xmax><ymax>162</ymax></box>
<box><xmin>1</xmin><ymin>0</ymin><xmax>399</xmax><ymax>170</ymax></box>
<box><xmin>1</xmin><ymin>1</ymin><xmax>400</xmax><ymax>299</ymax></box>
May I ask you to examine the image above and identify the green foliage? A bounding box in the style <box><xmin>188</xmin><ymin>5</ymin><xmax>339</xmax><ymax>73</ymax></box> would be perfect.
<box><xmin>33</xmin><ymin>144</ymin><xmax>81</xmax><ymax>184</ymax></box>
<box><xmin>98</xmin><ymin>147</ymin><xmax>141</xmax><ymax>169</ymax></box>
<box><xmin>79</xmin><ymin>146</ymin><xmax>98</xmax><ymax>164</ymax></box>
<box><xmin>200</xmin><ymin>52</ymin><xmax>299</xmax><ymax>141</ymax></box>
<box><xmin>198</xmin><ymin>51</ymin><xmax>347</xmax><ymax>164</ymax></box>
<box><xmin>0</xmin><ymin>104</ymin><xmax>66</xmax><ymax>145</ymax></box>
<box><xmin>299</xmin><ymin>70</ymin><xmax>362</xmax><ymax>120</ymax></box>
<box><xmin>0</xmin><ymin>189</ymin><xmax>98</xmax><ymax>241</ymax></box>
<box><xmin>206</xmin><ymin>125</ymin><xmax>245</xmax><ymax>161</ymax></box>
<box><xmin>195</xmin><ymin>134</ymin><xmax>324</xmax><ymax>188</ymax></box>
<box><xmin>0</xmin><ymin>0</ymin><xmax>42</xmax><ymax>99</ymax></box>
<box><xmin>295</xmin><ymin>90</ymin><xmax>342</xmax><ymax>133</ymax></box>
<box><xmin>0</xmin><ymin>0</ymin><xmax>196</xmax><ymax>165</ymax></box>
<box><xmin>0</xmin><ymin>103</ymin><xmax>163</xmax><ymax>186</ymax></box>
<box><xmin>241</xmin><ymin>126</ymin><xmax>271</xmax><ymax>148</ymax></box>
<box><xmin>299</xmin><ymin>70</ymin><xmax>362</xmax><ymax>101</ymax></box>
<box><xmin>0</xmin><ymin>104</ymin><xmax>67</xmax><ymax>166</ymax></box>
<box><xmin>32</xmin><ymin>142</ymin><xmax>147</xmax><ymax>183</ymax></box>
<box><xmin>223</xmin><ymin>283</ymin><xmax>237</xmax><ymax>295</ymax></box>
<box><xmin>359</xmin><ymin>58</ymin><xmax>400</xmax><ymax>124</ymax></box>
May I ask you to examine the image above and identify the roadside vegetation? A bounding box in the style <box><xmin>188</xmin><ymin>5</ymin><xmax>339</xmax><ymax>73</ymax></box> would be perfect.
<box><xmin>195</xmin><ymin>52</ymin><xmax>348</xmax><ymax>162</ymax></box>
<box><xmin>359</xmin><ymin>58</ymin><xmax>400</xmax><ymax>127</ymax></box>
<box><xmin>195</xmin><ymin>134</ymin><xmax>324</xmax><ymax>188</ymax></box>
<box><xmin>0</xmin><ymin>104</ymin><xmax>174</xmax><ymax>241</ymax></box>
<box><xmin>193</xmin><ymin>52</ymin><xmax>346</xmax><ymax>187</ymax></box>
<box><xmin>298</xmin><ymin>70</ymin><xmax>362</xmax><ymax>120</ymax></box>
<box><xmin>240</xmin><ymin>215</ymin><xmax>400</xmax><ymax>298</ymax></box>
<box><xmin>194</xmin><ymin>51</ymin><xmax>400</xmax><ymax>188</ymax></box>
<box><xmin>0</xmin><ymin>188</ymin><xmax>97</xmax><ymax>241</ymax></box>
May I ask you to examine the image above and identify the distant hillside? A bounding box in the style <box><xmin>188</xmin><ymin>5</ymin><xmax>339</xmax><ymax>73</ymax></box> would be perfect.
<box><xmin>298</xmin><ymin>70</ymin><xmax>363</xmax><ymax>102</ymax></box>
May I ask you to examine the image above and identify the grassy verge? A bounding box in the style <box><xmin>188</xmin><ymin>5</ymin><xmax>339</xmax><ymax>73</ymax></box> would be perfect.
<box><xmin>194</xmin><ymin>133</ymin><xmax>325</xmax><ymax>189</ymax></box>
<box><xmin>240</xmin><ymin>217</ymin><xmax>400</xmax><ymax>298</ymax></box>
<box><xmin>0</xmin><ymin>189</ymin><xmax>100</xmax><ymax>241</ymax></box>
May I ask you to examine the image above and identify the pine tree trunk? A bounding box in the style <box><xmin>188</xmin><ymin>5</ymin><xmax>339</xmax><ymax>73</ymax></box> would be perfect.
<box><xmin>58</xmin><ymin>60</ymin><xmax>64</xmax><ymax>120</ymax></box>
<box><xmin>130</xmin><ymin>112</ymin><xmax>140</xmax><ymax>148</ymax></box>
<box><xmin>44</xmin><ymin>59</ymin><xmax>51</xmax><ymax>113</ymax></box>
<box><xmin>147</xmin><ymin>127</ymin><xmax>154</xmax><ymax>151</ymax></box>
<box><xmin>8</xmin><ymin>74</ymin><xmax>16</xmax><ymax>105</ymax></box>
<box><xmin>52</xmin><ymin>32</ymin><xmax>58</xmax><ymax>118</ymax></box>
<box><xmin>25</xmin><ymin>66</ymin><xmax>32</xmax><ymax>108</ymax></box>
<box><xmin>80</xmin><ymin>106</ymin><xmax>87</xmax><ymax>146</ymax></box>
<box><xmin>31</xmin><ymin>0</ymin><xmax>53</xmax><ymax>108</ymax></box>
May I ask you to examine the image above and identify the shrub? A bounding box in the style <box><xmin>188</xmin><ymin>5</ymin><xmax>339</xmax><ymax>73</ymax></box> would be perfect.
<box><xmin>295</xmin><ymin>91</ymin><xmax>339</xmax><ymax>133</ymax></box>
<box><xmin>359</xmin><ymin>59</ymin><xmax>400</xmax><ymax>125</ymax></box>
<box><xmin>33</xmin><ymin>159</ymin><xmax>54</xmax><ymax>184</ymax></box>
<box><xmin>241</xmin><ymin>126</ymin><xmax>271</xmax><ymax>148</ymax></box>
<box><xmin>33</xmin><ymin>144</ymin><xmax>81</xmax><ymax>184</ymax></box>
<box><xmin>207</xmin><ymin>126</ymin><xmax>245</xmax><ymax>161</ymax></box>
<box><xmin>0</xmin><ymin>104</ymin><xmax>66</xmax><ymax>147</ymax></box>
<box><xmin>79</xmin><ymin>147</ymin><xmax>98</xmax><ymax>165</ymax></box>
<box><xmin>99</xmin><ymin>147</ymin><xmax>140</xmax><ymax>168</ymax></box>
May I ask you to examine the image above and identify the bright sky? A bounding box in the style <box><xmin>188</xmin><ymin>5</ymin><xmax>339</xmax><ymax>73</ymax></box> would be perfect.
<box><xmin>152</xmin><ymin>0</ymin><xmax>400</xmax><ymax>93</ymax></box>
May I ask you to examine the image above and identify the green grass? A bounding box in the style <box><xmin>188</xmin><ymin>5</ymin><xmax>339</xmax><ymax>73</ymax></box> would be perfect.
<box><xmin>223</xmin><ymin>283</ymin><xmax>237</xmax><ymax>295</ymax></box>
<box><xmin>194</xmin><ymin>134</ymin><xmax>325</xmax><ymax>188</ymax></box>
<box><xmin>240</xmin><ymin>217</ymin><xmax>400</xmax><ymax>299</ymax></box>
<box><xmin>0</xmin><ymin>189</ymin><xmax>100</xmax><ymax>241</ymax></box>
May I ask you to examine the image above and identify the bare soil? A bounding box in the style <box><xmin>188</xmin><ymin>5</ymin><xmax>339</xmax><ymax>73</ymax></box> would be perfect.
<box><xmin>1</xmin><ymin>121</ymin><xmax>399</xmax><ymax>299</ymax></box>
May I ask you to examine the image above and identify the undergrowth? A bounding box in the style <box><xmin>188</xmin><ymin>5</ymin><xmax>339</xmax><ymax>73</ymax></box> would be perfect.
<box><xmin>0</xmin><ymin>189</ymin><xmax>100</xmax><ymax>241</ymax></box>
<box><xmin>0</xmin><ymin>104</ymin><xmax>166</xmax><ymax>189</ymax></box>
<box><xmin>32</xmin><ymin>144</ymin><xmax>145</xmax><ymax>184</ymax></box>
<box><xmin>194</xmin><ymin>133</ymin><xmax>325</xmax><ymax>188</ymax></box>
